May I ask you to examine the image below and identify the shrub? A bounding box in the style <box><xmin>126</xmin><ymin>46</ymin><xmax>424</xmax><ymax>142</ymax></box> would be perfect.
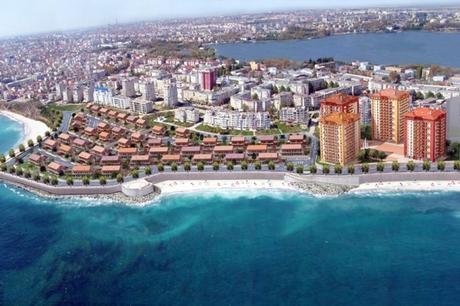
<box><xmin>254</xmin><ymin>161</ymin><xmax>262</xmax><ymax>170</ymax></box>
<box><xmin>296</xmin><ymin>165</ymin><xmax>304</xmax><ymax>174</ymax></box>
<box><xmin>422</xmin><ymin>160</ymin><xmax>431</xmax><ymax>171</ymax></box>
<box><xmin>8</xmin><ymin>149</ymin><xmax>15</xmax><ymax>158</ymax></box>
<box><xmin>286</xmin><ymin>162</ymin><xmax>294</xmax><ymax>172</ymax></box>
<box><xmin>171</xmin><ymin>162</ymin><xmax>178</xmax><ymax>172</ymax></box>
<box><xmin>322</xmin><ymin>165</ymin><xmax>330</xmax><ymax>174</ymax></box>
<box><xmin>66</xmin><ymin>176</ymin><xmax>74</xmax><ymax>186</ymax></box>
<box><xmin>82</xmin><ymin>176</ymin><xmax>90</xmax><ymax>185</ymax></box>
<box><xmin>268</xmin><ymin>161</ymin><xmax>276</xmax><ymax>171</ymax></box>
<box><xmin>184</xmin><ymin>162</ymin><xmax>191</xmax><ymax>172</ymax></box>
<box><xmin>376</xmin><ymin>162</ymin><xmax>385</xmax><ymax>172</ymax></box>
<box><xmin>227</xmin><ymin>161</ymin><xmax>234</xmax><ymax>171</ymax></box>
<box><xmin>116</xmin><ymin>173</ymin><xmax>124</xmax><ymax>183</ymax></box>
<box><xmin>309</xmin><ymin>164</ymin><xmax>317</xmax><ymax>174</ymax></box>
<box><xmin>437</xmin><ymin>160</ymin><xmax>445</xmax><ymax>171</ymax></box>
<box><xmin>241</xmin><ymin>160</ymin><xmax>248</xmax><ymax>171</ymax></box>
<box><xmin>157</xmin><ymin>163</ymin><xmax>164</xmax><ymax>172</ymax></box>
<box><xmin>392</xmin><ymin>161</ymin><xmax>400</xmax><ymax>172</ymax></box>
<box><xmin>99</xmin><ymin>176</ymin><xmax>107</xmax><ymax>185</ymax></box>
<box><xmin>27</xmin><ymin>139</ymin><xmax>34</xmax><ymax>148</ymax></box>
<box><xmin>407</xmin><ymin>160</ymin><xmax>416</xmax><ymax>172</ymax></box>
<box><xmin>212</xmin><ymin>161</ymin><xmax>219</xmax><ymax>171</ymax></box>
<box><xmin>0</xmin><ymin>154</ymin><xmax>5</xmax><ymax>163</ymax></box>
<box><xmin>334</xmin><ymin>164</ymin><xmax>342</xmax><ymax>174</ymax></box>
<box><xmin>131</xmin><ymin>169</ymin><xmax>139</xmax><ymax>178</ymax></box>
<box><xmin>51</xmin><ymin>176</ymin><xmax>58</xmax><ymax>186</ymax></box>
<box><xmin>361</xmin><ymin>163</ymin><xmax>369</xmax><ymax>173</ymax></box>
<box><xmin>197</xmin><ymin>162</ymin><xmax>204</xmax><ymax>171</ymax></box>
<box><xmin>18</xmin><ymin>144</ymin><xmax>25</xmax><ymax>152</ymax></box>
<box><xmin>145</xmin><ymin>166</ymin><xmax>152</xmax><ymax>175</ymax></box>
<box><xmin>454</xmin><ymin>160</ymin><xmax>460</xmax><ymax>171</ymax></box>
<box><xmin>347</xmin><ymin>164</ymin><xmax>355</xmax><ymax>174</ymax></box>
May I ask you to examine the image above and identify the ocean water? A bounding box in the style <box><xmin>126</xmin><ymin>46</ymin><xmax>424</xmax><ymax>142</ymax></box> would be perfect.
<box><xmin>2</xmin><ymin>187</ymin><xmax>460</xmax><ymax>305</ymax></box>
<box><xmin>214</xmin><ymin>31</ymin><xmax>460</xmax><ymax>66</ymax></box>
<box><xmin>0</xmin><ymin>114</ymin><xmax>24</xmax><ymax>153</ymax></box>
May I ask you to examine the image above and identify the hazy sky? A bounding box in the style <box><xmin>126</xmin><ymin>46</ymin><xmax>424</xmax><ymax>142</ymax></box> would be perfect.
<box><xmin>0</xmin><ymin>0</ymin><xmax>457</xmax><ymax>37</ymax></box>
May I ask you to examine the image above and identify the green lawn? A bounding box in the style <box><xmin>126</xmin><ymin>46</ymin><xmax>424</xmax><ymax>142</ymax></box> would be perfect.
<box><xmin>47</xmin><ymin>103</ymin><xmax>84</xmax><ymax>112</ymax></box>
<box><xmin>275</xmin><ymin>122</ymin><xmax>305</xmax><ymax>134</ymax></box>
<box><xmin>195</xmin><ymin>124</ymin><xmax>253</xmax><ymax>136</ymax></box>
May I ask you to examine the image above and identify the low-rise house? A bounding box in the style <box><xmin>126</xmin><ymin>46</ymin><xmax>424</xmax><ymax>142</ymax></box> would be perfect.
<box><xmin>288</xmin><ymin>134</ymin><xmax>306</xmax><ymax>145</ymax></box>
<box><xmin>28</xmin><ymin>153</ymin><xmax>47</xmax><ymax>166</ymax></box>
<box><xmin>47</xmin><ymin>161</ymin><xmax>66</xmax><ymax>175</ymax></box>
<box><xmin>149</xmin><ymin>146</ymin><xmax>169</xmax><ymax>159</ymax></box>
<box><xmin>257</xmin><ymin>152</ymin><xmax>280</xmax><ymax>162</ymax></box>
<box><xmin>175</xmin><ymin>127</ymin><xmax>190</xmax><ymax>138</ymax></box>
<box><xmin>78</xmin><ymin>151</ymin><xmax>93</xmax><ymax>164</ymax></box>
<box><xmin>43</xmin><ymin>139</ymin><xmax>57</xmax><ymax>151</ymax></box>
<box><xmin>281</xmin><ymin>144</ymin><xmax>303</xmax><ymax>156</ymax></box>
<box><xmin>161</xmin><ymin>154</ymin><xmax>181</xmax><ymax>164</ymax></box>
<box><xmin>118</xmin><ymin>147</ymin><xmax>137</xmax><ymax>158</ymax></box>
<box><xmin>90</xmin><ymin>105</ymin><xmax>100</xmax><ymax>113</ymax></box>
<box><xmin>91</xmin><ymin>145</ymin><xmax>107</xmax><ymax>157</ymax></box>
<box><xmin>202</xmin><ymin>137</ymin><xmax>218</xmax><ymax>152</ymax></box>
<box><xmin>111</xmin><ymin>126</ymin><xmax>126</xmax><ymax>138</ymax></box>
<box><xmin>231</xmin><ymin>136</ymin><xmax>247</xmax><ymax>149</ymax></box>
<box><xmin>58</xmin><ymin>133</ymin><xmax>72</xmax><ymax>145</ymax></box>
<box><xmin>192</xmin><ymin>154</ymin><xmax>213</xmax><ymax>164</ymax></box>
<box><xmin>213</xmin><ymin>145</ymin><xmax>234</xmax><ymax>156</ymax></box>
<box><xmin>72</xmin><ymin>165</ymin><xmax>92</xmax><ymax>176</ymax></box>
<box><xmin>130</xmin><ymin>155</ymin><xmax>151</xmax><ymax>166</ymax></box>
<box><xmin>97</xmin><ymin>122</ymin><xmax>110</xmax><ymax>132</ymax></box>
<box><xmin>99</xmin><ymin>131</ymin><xmax>111</xmax><ymax>142</ymax></box>
<box><xmin>117</xmin><ymin>113</ymin><xmax>128</xmax><ymax>121</ymax></box>
<box><xmin>101</xmin><ymin>165</ymin><xmax>121</xmax><ymax>175</ymax></box>
<box><xmin>131</xmin><ymin>132</ymin><xmax>144</xmax><ymax>144</ymax></box>
<box><xmin>118</xmin><ymin>137</ymin><xmax>131</xmax><ymax>148</ymax></box>
<box><xmin>147</xmin><ymin>138</ymin><xmax>163</xmax><ymax>148</ymax></box>
<box><xmin>84</xmin><ymin>127</ymin><xmax>96</xmax><ymax>137</ymax></box>
<box><xmin>258</xmin><ymin>135</ymin><xmax>276</xmax><ymax>147</ymax></box>
<box><xmin>108</xmin><ymin>110</ymin><xmax>118</xmax><ymax>118</ymax></box>
<box><xmin>101</xmin><ymin>155</ymin><xmax>121</xmax><ymax>165</ymax></box>
<box><xmin>72</xmin><ymin>138</ymin><xmax>88</xmax><ymax>151</ymax></box>
<box><xmin>136</xmin><ymin>118</ymin><xmax>147</xmax><ymax>128</ymax></box>
<box><xmin>181</xmin><ymin>146</ymin><xmax>201</xmax><ymax>157</ymax></box>
<box><xmin>58</xmin><ymin>144</ymin><xmax>72</xmax><ymax>156</ymax></box>
<box><xmin>247</xmin><ymin>144</ymin><xmax>268</xmax><ymax>155</ymax></box>
<box><xmin>152</xmin><ymin>125</ymin><xmax>166</xmax><ymax>136</ymax></box>
<box><xmin>99</xmin><ymin>107</ymin><xmax>109</xmax><ymax>115</ymax></box>
<box><xmin>225</xmin><ymin>153</ymin><xmax>246</xmax><ymax>163</ymax></box>
<box><xmin>127</xmin><ymin>115</ymin><xmax>138</xmax><ymax>125</ymax></box>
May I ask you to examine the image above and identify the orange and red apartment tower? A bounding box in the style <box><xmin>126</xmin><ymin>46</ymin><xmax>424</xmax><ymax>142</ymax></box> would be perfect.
<box><xmin>370</xmin><ymin>88</ymin><xmax>410</xmax><ymax>143</ymax></box>
<box><xmin>320</xmin><ymin>93</ymin><xmax>359</xmax><ymax>116</ymax></box>
<box><xmin>404</xmin><ymin>108</ymin><xmax>447</xmax><ymax>162</ymax></box>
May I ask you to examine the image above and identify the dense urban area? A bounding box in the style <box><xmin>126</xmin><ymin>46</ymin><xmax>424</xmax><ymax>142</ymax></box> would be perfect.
<box><xmin>1</xmin><ymin>6</ymin><xmax>460</xmax><ymax>189</ymax></box>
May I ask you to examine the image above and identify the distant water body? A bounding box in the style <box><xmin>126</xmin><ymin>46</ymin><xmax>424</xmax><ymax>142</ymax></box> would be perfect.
<box><xmin>214</xmin><ymin>31</ymin><xmax>460</xmax><ymax>67</ymax></box>
<box><xmin>2</xmin><ymin>187</ymin><xmax>460</xmax><ymax>305</ymax></box>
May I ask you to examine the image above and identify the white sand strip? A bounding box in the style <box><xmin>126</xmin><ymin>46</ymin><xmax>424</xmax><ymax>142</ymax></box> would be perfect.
<box><xmin>1</xmin><ymin>110</ymin><xmax>50</xmax><ymax>148</ymax></box>
<box><xmin>351</xmin><ymin>180</ymin><xmax>460</xmax><ymax>194</ymax></box>
<box><xmin>155</xmin><ymin>179</ymin><xmax>299</xmax><ymax>196</ymax></box>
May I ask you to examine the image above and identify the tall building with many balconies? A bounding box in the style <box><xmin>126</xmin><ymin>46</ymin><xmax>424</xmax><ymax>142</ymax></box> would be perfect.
<box><xmin>199</xmin><ymin>67</ymin><xmax>217</xmax><ymax>91</ymax></box>
<box><xmin>319</xmin><ymin>112</ymin><xmax>361</xmax><ymax>166</ymax></box>
<box><xmin>370</xmin><ymin>88</ymin><xmax>410</xmax><ymax>143</ymax></box>
<box><xmin>320</xmin><ymin>93</ymin><xmax>359</xmax><ymax>117</ymax></box>
<box><xmin>163</xmin><ymin>80</ymin><xmax>178</xmax><ymax>108</ymax></box>
<box><xmin>122</xmin><ymin>79</ymin><xmax>136</xmax><ymax>98</ymax></box>
<box><xmin>359</xmin><ymin>96</ymin><xmax>371</xmax><ymax>125</ymax></box>
<box><xmin>404</xmin><ymin>108</ymin><xmax>447</xmax><ymax>162</ymax></box>
<box><xmin>139</xmin><ymin>81</ymin><xmax>155</xmax><ymax>101</ymax></box>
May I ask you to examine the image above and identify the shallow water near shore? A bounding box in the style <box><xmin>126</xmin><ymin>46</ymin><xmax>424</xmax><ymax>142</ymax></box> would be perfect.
<box><xmin>2</xmin><ymin>185</ymin><xmax>460</xmax><ymax>305</ymax></box>
<box><xmin>0</xmin><ymin>114</ymin><xmax>24</xmax><ymax>153</ymax></box>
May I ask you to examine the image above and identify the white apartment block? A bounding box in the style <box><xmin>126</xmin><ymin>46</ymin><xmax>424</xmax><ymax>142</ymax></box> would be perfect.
<box><xmin>279</xmin><ymin>107</ymin><xmax>310</xmax><ymax>125</ymax></box>
<box><xmin>163</xmin><ymin>81</ymin><xmax>178</xmax><ymax>108</ymax></box>
<box><xmin>94</xmin><ymin>87</ymin><xmax>114</xmax><ymax>106</ymax></box>
<box><xmin>130</xmin><ymin>99</ymin><xmax>153</xmax><ymax>114</ymax></box>
<box><xmin>139</xmin><ymin>82</ymin><xmax>155</xmax><ymax>101</ymax></box>
<box><xmin>83</xmin><ymin>86</ymin><xmax>94</xmax><ymax>102</ymax></box>
<box><xmin>112</xmin><ymin>96</ymin><xmax>131</xmax><ymax>109</ymax></box>
<box><xmin>62</xmin><ymin>87</ymin><xmax>73</xmax><ymax>103</ymax></box>
<box><xmin>359</xmin><ymin>96</ymin><xmax>371</xmax><ymax>125</ymax></box>
<box><xmin>122</xmin><ymin>79</ymin><xmax>136</xmax><ymax>98</ymax></box>
<box><xmin>204</xmin><ymin>108</ymin><xmax>271</xmax><ymax>131</ymax></box>
<box><xmin>174</xmin><ymin>107</ymin><xmax>200</xmax><ymax>123</ymax></box>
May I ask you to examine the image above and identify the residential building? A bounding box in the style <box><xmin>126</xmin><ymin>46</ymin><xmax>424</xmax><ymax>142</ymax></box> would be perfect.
<box><xmin>130</xmin><ymin>99</ymin><xmax>153</xmax><ymax>114</ymax></box>
<box><xmin>404</xmin><ymin>108</ymin><xmax>447</xmax><ymax>162</ymax></box>
<box><xmin>279</xmin><ymin>107</ymin><xmax>309</xmax><ymax>125</ymax></box>
<box><xmin>359</xmin><ymin>96</ymin><xmax>371</xmax><ymax>125</ymax></box>
<box><xmin>204</xmin><ymin>108</ymin><xmax>271</xmax><ymax>131</ymax></box>
<box><xmin>174</xmin><ymin>107</ymin><xmax>200</xmax><ymax>123</ymax></box>
<box><xmin>320</xmin><ymin>93</ymin><xmax>359</xmax><ymax>117</ymax></box>
<box><xmin>199</xmin><ymin>67</ymin><xmax>217</xmax><ymax>91</ymax></box>
<box><xmin>319</xmin><ymin>112</ymin><xmax>361</xmax><ymax>166</ymax></box>
<box><xmin>163</xmin><ymin>80</ymin><xmax>178</xmax><ymax>108</ymax></box>
<box><xmin>139</xmin><ymin>81</ymin><xmax>155</xmax><ymax>101</ymax></box>
<box><xmin>370</xmin><ymin>89</ymin><xmax>411</xmax><ymax>143</ymax></box>
<box><xmin>122</xmin><ymin>79</ymin><xmax>136</xmax><ymax>98</ymax></box>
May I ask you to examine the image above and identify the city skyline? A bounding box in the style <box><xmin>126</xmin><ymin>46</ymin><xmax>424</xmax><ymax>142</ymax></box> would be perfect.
<box><xmin>1</xmin><ymin>0</ymin><xmax>459</xmax><ymax>37</ymax></box>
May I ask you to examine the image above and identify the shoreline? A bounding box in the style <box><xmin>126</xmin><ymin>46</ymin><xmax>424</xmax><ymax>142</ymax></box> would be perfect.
<box><xmin>350</xmin><ymin>180</ymin><xmax>460</xmax><ymax>194</ymax></box>
<box><xmin>0</xmin><ymin>110</ymin><xmax>49</xmax><ymax>149</ymax></box>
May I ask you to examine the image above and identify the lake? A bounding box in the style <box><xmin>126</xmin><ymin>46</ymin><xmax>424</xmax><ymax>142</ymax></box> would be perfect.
<box><xmin>214</xmin><ymin>31</ymin><xmax>460</xmax><ymax>67</ymax></box>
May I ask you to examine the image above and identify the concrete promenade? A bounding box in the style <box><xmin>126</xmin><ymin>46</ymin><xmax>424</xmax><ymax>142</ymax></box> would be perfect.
<box><xmin>2</xmin><ymin>170</ymin><xmax>460</xmax><ymax>197</ymax></box>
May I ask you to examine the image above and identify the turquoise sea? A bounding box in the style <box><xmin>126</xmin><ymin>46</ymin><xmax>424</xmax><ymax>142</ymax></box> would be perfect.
<box><xmin>0</xmin><ymin>114</ymin><xmax>24</xmax><ymax>153</ymax></box>
<box><xmin>2</xmin><ymin>114</ymin><xmax>460</xmax><ymax>305</ymax></box>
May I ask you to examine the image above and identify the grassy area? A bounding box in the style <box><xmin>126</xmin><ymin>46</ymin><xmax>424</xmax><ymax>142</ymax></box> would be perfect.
<box><xmin>256</xmin><ymin>128</ymin><xmax>281</xmax><ymax>135</ymax></box>
<box><xmin>46</xmin><ymin>103</ymin><xmax>84</xmax><ymax>112</ymax></box>
<box><xmin>275</xmin><ymin>122</ymin><xmax>305</xmax><ymax>134</ymax></box>
<box><xmin>16</xmin><ymin>161</ymin><xmax>38</xmax><ymax>171</ymax></box>
<box><xmin>195</xmin><ymin>124</ymin><xmax>253</xmax><ymax>136</ymax></box>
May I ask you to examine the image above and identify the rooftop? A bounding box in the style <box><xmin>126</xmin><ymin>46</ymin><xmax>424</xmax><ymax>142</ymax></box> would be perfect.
<box><xmin>320</xmin><ymin>112</ymin><xmax>360</xmax><ymax>125</ymax></box>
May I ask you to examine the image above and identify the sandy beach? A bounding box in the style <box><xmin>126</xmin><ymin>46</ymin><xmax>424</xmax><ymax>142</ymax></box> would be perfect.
<box><xmin>351</xmin><ymin>180</ymin><xmax>460</xmax><ymax>194</ymax></box>
<box><xmin>155</xmin><ymin>179</ymin><xmax>300</xmax><ymax>196</ymax></box>
<box><xmin>1</xmin><ymin>110</ymin><xmax>50</xmax><ymax>147</ymax></box>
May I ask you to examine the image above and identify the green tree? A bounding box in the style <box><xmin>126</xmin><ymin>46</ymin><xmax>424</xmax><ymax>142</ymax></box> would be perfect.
<box><xmin>8</xmin><ymin>149</ymin><xmax>15</xmax><ymax>158</ymax></box>
<box><xmin>422</xmin><ymin>160</ymin><xmax>431</xmax><ymax>171</ymax></box>
<box><xmin>241</xmin><ymin>160</ymin><xmax>248</xmax><ymax>171</ymax></box>
<box><xmin>407</xmin><ymin>160</ymin><xmax>416</xmax><ymax>172</ymax></box>
<box><xmin>392</xmin><ymin>161</ymin><xmax>400</xmax><ymax>172</ymax></box>
<box><xmin>8</xmin><ymin>166</ymin><xmax>16</xmax><ymax>174</ymax></box>
<box><xmin>197</xmin><ymin>162</ymin><xmax>204</xmax><ymax>171</ymax></box>
<box><xmin>145</xmin><ymin>166</ymin><xmax>152</xmax><ymax>175</ymax></box>
<box><xmin>377</xmin><ymin>162</ymin><xmax>385</xmax><ymax>172</ymax></box>
<box><xmin>82</xmin><ymin>176</ymin><xmax>90</xmax><ymax>185</ymax></box>
<box><xmin>51</xmin><ymin>176</ymin><xmax>58</xmax><ymax>186</ymax></box>
<box><xmin>0</xmin><ymin>154</ymin><xmax>5</xmax><ymax>163</ymax></box>
<box><xmin>322</xmin><ymin>165</ymin><xmax>330</xmax><ymax>174</ymax></box>
<box><xmin>33</xmin><ymin>172</ymin><xmax>40</xmax><ymax>181</ymax></box>
<box><xmin>347</xmin><ymin>164</ymin><xmax>355</xmax><ymax>175</ymax></box>
<box><xmin>36</xmin><ymin>135</ymin><xmax>43</xmax><ymax>143</ymax></box>
<box><xmin>116</xmin><ymin>173</ymin><xmax>124</xmax><ymax>183</ymax></box>
<box><xmin>171</xmin><ymin>162</ymin><xmax>178</xmax><ymax>172</ymax></box>
<box><xmin>254</xmin><ymin>161</ymin><xmax>262</xmax><ymax>170</ymax></box>
<box><xmin>268</xmin><ymin>161</ymin><xmax>275</xmax><ymax>171</ymax></box>
<box><xmin>296</xmin><ymin>165</ymin><xmax>304</xmax><ymax>174</ymax></box>
<box><xmin>309</xmin><ymin>164</ymin><xmax>317</xmax><ymax>174</ymax></box>
<box><xmin>16</xmin><ymin>168</ymin><xmax>23</xmax><ymax>176</ymax></box>
<box><xmin>43</xmin><ymin>174</ymin><xmax>50</xmax><ymax>184</ymax></box>
<box><xmin>131</xmin><ymin>169</ymin><xmax>139</xmax><ymax>178</ymax></box>
<box><xmin>454</xmin><ymin>160</ymin><xmax>460</xmax><ymax>171</ymax></box>
<box><xmin>24</xmin><ymin>170</ymin><xmax>31</xmax><ymax>178</ymax></box>
<box><xmin>334</xmin><ymin>164</ymin><xmax>342</xmax><ymax>174</ymax></box>
<box><xmin>99</xmin><ymin>176</ymin><xmax>107</xmax><ymax>185</ymax></box>
<box><xmin>286</xmin><ymin>162</ymin><xmax>294</xmax><ymax>172</ymax></box>
<box><xmin>437</xmin><ymin>160</ymin><xmax>445</xmax><ymax>171</ymax></box>
<box><xmin>227</xmin><ymin>161</ymin><xmax>234</xmax><ymax>171</ymax></box>
<box><xmin>66</xmin><ymin>176</ymin><xmax>74</xmax><ymax>186</ymax></box>
<box><xmin>157</xmin><ymin>163</ymin><xmax>164</xmax><ymax>172</ymax></box>
<box><xmin>27</xmin><ymin>139</ymin><xmax>34</xmax><ymax>148</ymax></box>
<box><xmin>212</xmin><ymin>161</ymin><xmax>220</xmax><ymax>171</ymax></box>
<box><xmin>184</xmin><ymin>162</ymin><xmax>191</xmax><ymax>172</ymax></box>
